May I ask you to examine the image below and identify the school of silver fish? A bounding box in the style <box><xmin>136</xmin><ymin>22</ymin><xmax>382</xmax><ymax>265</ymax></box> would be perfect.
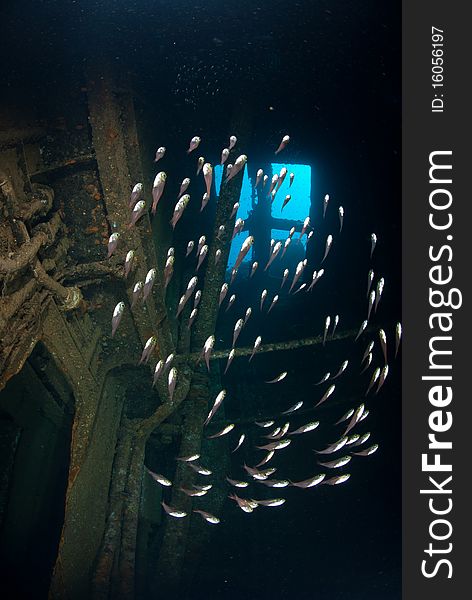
<box><xmin>108</xmin><ymin>131</ymin><xmax>401</xmax><ymax>525</ymax></box>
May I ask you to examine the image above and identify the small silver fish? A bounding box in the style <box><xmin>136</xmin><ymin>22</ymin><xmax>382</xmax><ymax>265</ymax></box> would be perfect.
<box><xmin>352</xmin><ymin>444</ymin><xmax>379</xmax><ymax>457</ymax></box>
<box><xmin>215</xmin><ymin>249</ymin><xmax>222</xmax><ymax>264</ymax></box>
<box><xmin>365</xmin><ymin>367</ymin><xmax>381</xmax><ymax>396</ymax></box>
<box><xmin>338</xmin><ymin>206</ymin><xmax>344</xmax><ymax>232</ymax></box>
<box><xmin>204</xmin><ymin>390</ymin><xmax>226</xmax><ymax>426</ymax></box>
<box><xmin>332</xmin><ymin>314</ymin><xmax>340</xmax><ymax>338</ymax></box>
<box><xmin>225</xmin><ymin>154</ymin><xmax>247</xmax><ymax>183</ymax></box>
<box><xmin>187</xmin><ymin>136</ymin><xmax>201</xmax><ymax>154</ymax></box>
<box><xmin>367</xmin><ymin>290</ymin><xmax>376</xmax><ymax>322</ymax></box>
<box><xmin>154</xmin><ymin>146</ymin><xmax>166</xmax><ymax>162</ymax></box>
<box><xmin>139</xmin><ymin>336</ymin><xmax>157</xmax><ymax>365</ymax></box>
<box><xmin>107</xmin><ymin>232</ymin><xmax>120</xmax><ymax>258</ymax></box>
<box><xmin>253</xmin><ymin>498</ymin><xmax>286</xmax><ymax>507</ymax></box>
<box><xmin>275</xmin><ymin>134</ymin><xmax>290</xmax><ymax>155</ymax></box>
<box><xmin>263</xmin><ymin>174</ymin><xmax>269</xmax><ymax>188</ymax></box>
<box><xmin>196</xmin><ymin>244</ymin><xmax>208</xmax><ymax>271</ymax></box>
<box><xmin>250</xmin><ymin>262</ymin><xmax>258</xmax><ymax>278</ymax></box>
<box><xmin>315</xmin><ymin>384</ymin><xmax>336</xmax><ymax>407</ymax></box>
<box><xmin>291</xmin><ymin>474</ymin><xmax>326</xmax><ymax>488</ymax></box>
<box><xmin>129</xmin><ymin>200</ymin><xmax>146</xmax><ymax>226</ymax></box>
<box><xmin>200</xmin><ymin>192</ymin><xmax>210</xmax><ymax>212</ymax></box>
<box><xmin>165</xmin><ymin>352</ymin><xmax>175</xmax><ymax>374</ymax></box>
<box><xmin>234</xmin><ymin>236</ymin><xmax>254</xmax><ymax>270</ymax></box>
<box><xmin>232</xmin><ymin>217</ymin><xmax>245</xmax><ymax>240</ymax></box>
<box><xmin>164</xmin><ymin>256</ymin><xmax>174</xmax><ymax>289</ymax></box>
<box><xmin>289</xmin><ymin>260</ymin><xmax>306</xmax><ymax>293</ymax></box>
<box><xmin>225</xmin><ymin>294</ymin><xmax>236</xmax><ymax>312</ymax></box>
<box><xmin>264</xmin><ymin>241</ymin><xmax>282</xmax><ymax>271</ymax></box>
<box><xmin>281</xmin><ymin>236</ymin><xmax>292</xmax><ymax>259</ymax></box>
<box><xmin>196</xmin><ymin>156</ymin><xmax>205</xmax><ymax>175</ymax></box>
<box><xmin>267</xmin><ymin>294</ymin><xmax>279</xmax><ymax>314</ymax></box>
<box><xmin>395</xmin><ymin>322</ymin><xmax>402</xmax><ymax>358</ymax></box>
<box><xmin>334</xmin><ymin>408</ymin><xmax>354</xmax><ymax>425</ymax></box>
<box><xmin>193</xmin><ymin>509</ymin><xmax>220</xmax><ymax>524</ymax></box>
<box><xmin>161</xmin><ymin>501</ymin><xmax>187</xmax><ymax>518</ymax></box>
<box><xmin>142</xmin><ymin>268</ymin><xmax>156</xmax><ymax>302</ymax></box>
<box><xmin>131</xmin><ymin>281</ymin><xmax>143</xmax><ymax>308</ymax></box>
<box><xmin>316</xmin><ymin>436</ymin><xmax>348</xmax><ymax>455</ymax></box>
<box><xmin>281</xmin><ymin>194</ymin><xmax>291</xmax><ymax>211</ymax></box>
<box><xmin>219</xmin><ymin>283</ymin><xmax>229</xmax><ymax>306</ymax></box>
<box><xmin>207</xmin><ymin>423</ymin><xmax>235</xmax><ymax>439</ymax></box>
<box><xmin>124</xmin><ymin>250</ymin><xmax>136</xmax><ymax>278</ymax></box>
<box><xmin>187</xmin><ymin>308</ymin><xmax>198</xmax><ymax>329</ymax></box>
<box><xmin>228</xmin><ymin>135</ymin><xmax>237</xmax><ymax>149</ymax></box>
<box><xmin>197</xmin><ymin>236</ymin><xmax>206</xmax><ymax>255</ymax></box>
<box><xmin>232</xmin><ymin>434</ymin><xmax>245</xmax><ymax>453</ymax></box>
<box><xmin>379</xmin><ymin>329</ymin><xmax>388</xmax><ymax>364</ymax></box>
<box><xmin>186</xmin><ymin>240</ymin><xmax>195</xmax><ymax>257</ymax></box>
<box><xmin>224</xmin><ymin>349</ymin><xmax>236</xmax><ymax>374</ymax></box>
<box><xmin>226</xmin><ymin>477</ymin><xmax>249</xmax><ymax>488</ymax></box>
<box><xmin>323</xmin><ymin>316</ymin><xmax>331</xmax><ymax>346</ymax></box>
<box><xmin>181</xmin><ymin>487</ymin><xmax>209</xmax><ymax>497</ymax></box>
<box><xmin>230</xmin><ymin>202</ymin><xmax>240</xmax><ymax>219</ymax></box>
<box><xmin>230</xmin><ymin>268</ymin><xmax>238</xmax><ymax>285</ymax></box>
<box><xmin>147</xmin><ymin>468</ymin><xmax>172</xmax><ymax>487</ymax></box>
<box><xmin>188</xmin><ymin>463</ymin><xmax>212</xmax><ymax>476</ymax></box>
<box><xmin>256</xmin><ymin>439</ymin><xmax>291</xmax><ymax>451</ymax></box>
<box><xmin>360</xmin><ymin>353</ymin><xmax>373</xmax><ymax>374</ymax></box>
<box><xmin>322</xmin><ymin>474</ymin><xmax>351</xmax><ymax>486</ymax></box>
<box><xmin>265</xmin><ymin>371</ymin><xmax>287</xmax><ymax>384</ymax></box>
<box><xmin>375</xmin><ymin>277</ymin><xmax>384</xmax><ymax>313</ymax></box>
<box><xmin>220</xmin><ymin>148</ymin><xmax>230</xmax><ymax>165</ymax></box>
<box><xmin>203</xmin><ymin>163</ymin><xmax>213</xmax><ymax>196</ymax></box>
<box><xmin>201</xmin><ymin>335</ymin><xmax>215</xmax><ymax>372</ymax></box>
<box><xmin>232</xmin><ymin>318</ymin><xmax>244</xmax><ymax>347</ymax></box>
<box><xmin>355</xmin><ymin>320</ymin><xmax>368</xmax><ymax>341</ymax></box>
<box><xmin>168</xmin><ymin>367</ymin><xmax>177</xmax><ymax>401</ymax></box>
<box><xmin>321</xmin><ymin>234</ymin><xmax>333</xmax><ymax>263</ymax></box>
<box><xmin>281</xmin><ymin>268</ymin><xmax>290</xmax><ymax>289</ymax></box>
<box><xmin>244</xmin><ymin>307</ymin><xmax>252</xmax><ymax>324</ymax></box>
<box><xmin>299</xmin><ymin>217</ymin><xmax>311</xmax><ymax>241</ymax></box>
<box><xmin>129</xmin><ymin>183</ymin><xmax>143</xmax><ymax>208</ymax></box>
<box><xmin>255</xmin><ymin>169</ymin><xmax>264</xmax><ymax>188</ymax></box>
<box><xmin>254</xmin><ymin>420</ymin><xmax>275</xmax><ymax>428</ymax></box>
<box><xmin>323</xmin><ymin>194</ymin><xmax>329</xmax><ymax>219</ymax></box>
<box><xmin>314</xmin><ymin>371</ymin><xmax>330</xmax><ymax>385</ymax></box>
<box><xmin>258</xmin><ymin>479</ymin><xmax>290</xmax><ymax>488</ymax></box>
<box><xmin>370</xmin><ymin>233</ymin><xmax>377</xmax><ymax>258</ymax></box>
<box><xmin>343</xmin><ymin>404</ymin><xmax>365</xmax><ymax>436</ymax></box>
<box><xmin>346</xmin><ymin>434</ymin><xmax>361</xmax><ymax>446</ymax></box>
<box><xmin>290</xmin><ymin>421</ymin><xmax>319</xmax><ymax>435</ymax></box>
<box><xmin>151</xmin><ymin>172</ymin><xmax>167</xmax><ymax>214</ymax></box>
<box><xmin>111</xmin><ymin>302</ymin><xmax>125</xmax><ymax>337</ymax></box>
<box><xmin>331</xmin><ymin>360</ymin><xmax>349</xmax><ymax>380</ymax></box>
<box><xmin>260</xmin><ymin>289</ymin><xmax>268</xmax><ymax>311</ymax></box>
<box><xmin>366</xmin><ymin>269</ymin><xmax>374</xmax><ymax>298</ymax></box>
<box><xmin>249</xmin><ymin>336</ymin><xmax>262</xmax><ymax>362</ymax></box>
<box><xmin>375</xmin><ymin>364</ymin><xmax>389</xmax><ymax>394</ymax></box>
<box><xmin>176</xmin><ymin>454</ymin><xmax>200</xmax><ymax>462</ymax></box>
<box><xmin>281</xmin><ymin>401</ymin><xmax>304</xmax><ymax>415</ymax></box>
<box><xmin>254</xmin><ymin>451</ymin><xmax>275</xmax><ymax>467</ymax></box>
<box><xmin>350</xmin><ymin>432</ymin><xmax>371</xmax><ymax>448</ymax></box>
<box><xmin>152</xmin><ymin>359</ymin><xmax>164</xmax><ymax>387</ymax></box>
<box><xmin>318</xmin><ymin>456</ymin><xmax>351</xmax><ymax>469</ymax></box>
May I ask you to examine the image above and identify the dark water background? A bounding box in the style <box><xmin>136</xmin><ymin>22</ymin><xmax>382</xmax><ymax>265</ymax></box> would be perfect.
<box><xmin>2</xmin><ymin>1</ymin><xmax>401</xmax><ymax>598</ymax></box>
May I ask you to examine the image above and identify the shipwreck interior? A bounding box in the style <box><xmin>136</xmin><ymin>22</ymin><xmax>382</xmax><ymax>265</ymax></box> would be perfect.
<box><xmin>1</xmin><ymin>2</ymin><xmax>401</xmax><ymax>599</ymax></box>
